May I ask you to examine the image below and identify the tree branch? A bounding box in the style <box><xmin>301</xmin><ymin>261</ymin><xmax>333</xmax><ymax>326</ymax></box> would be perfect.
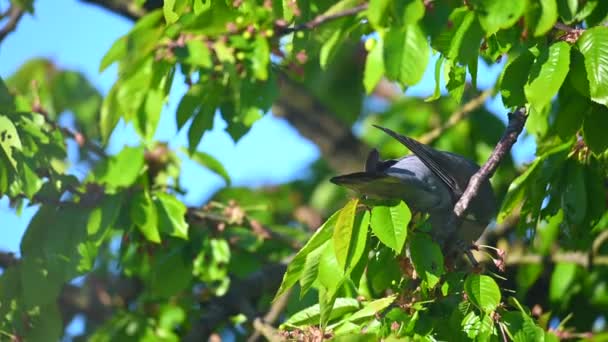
<box><xmin>447</xmin><ymin>108</ymin><xmax>527</xmax><ymax>261</ymax></box>
<box><xmin>453</xmin><ymin>108</ymin><xmax>527</xmax><ymax>218</ymax></box>
<box><xmin>418</xmin><ymin>88</ymin><xmax>494</xmax><ymax>145</ymax></box>
<box><xmin>277</xmin><ymin>3</ymin><xmax>369</xmax><ymax>34</ymax></box>
<box><xmin>0</xmin><ymin>4</ymin><xmax>24</xmax><ymax>43</ymax></box>
<box><xmin>273</xmin><ymin>72</ymin><xmax>370</xmax><ymax>173</ymax></box>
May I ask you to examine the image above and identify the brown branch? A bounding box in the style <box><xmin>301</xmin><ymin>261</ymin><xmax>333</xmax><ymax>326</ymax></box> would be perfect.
<box><xmin>0</xmin><ymin>4</ymin><xmax>24</xmax><ymax>43</ymax></box>
<box><xmin>418</xmin><ymin>88</ymin><xmax>494</xmax><ymax>145</ymax></box>
<box><xmin>278</xmin><ymin>3</ymin><xmax>369</xmax><ymax>34</ymax></box>
<box><xmin>447</xmin><ymin>108</ymin><xmax>527</xmax><ymax>262</ymax></box>
<box><xmin>273</xmin><ymin>72</ymin><xmax>369</xmax><ymax>173</ymax></box>
<box><xmin>79</xmin><ymin>0</ymin><xmax>150</xmax><ymax>21</ymax></box>
<box><xmin>505</xmin><ymin>252</ymin><xmax>608</xmax><ymax>268</ymax></box>
<box><xmin>453</xmin><ymin>108</ymin><xmax>527</xmax><ymax>218</ymax></box>
<box><xmin>247</xmin><ymin>288</ymin><xmax>291</xmax><ymax>342</ymax></box>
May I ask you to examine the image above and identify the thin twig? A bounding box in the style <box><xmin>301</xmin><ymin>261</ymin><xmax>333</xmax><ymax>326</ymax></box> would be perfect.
<box><xmin>0</xmin><ymin>4</ymin><xmax>24</xmax><ymax>43</ymax></box>
<box><xmin>247</xmin><ymin>288</ymin><xmax>292</xmax><ymax>342</ymax></box>
<box><xmin>418</xmin><ymin>88</ymin><xmax>495</xmax><ymax>145</ymax></box>
<box><xmin>278</xmin><ymin>3</ymin><xmax>369</xmax><ymax>34</ymax></box>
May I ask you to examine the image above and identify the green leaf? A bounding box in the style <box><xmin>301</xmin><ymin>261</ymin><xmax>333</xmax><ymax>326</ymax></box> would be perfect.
<box><xmin>446</xmin><ymin>61</ymin><xmax>467</xmax><ymax>104</ymax></box>
<box><xmin>179</xmin><ymin>40</ymin><xmax>212</xmax><ymax>68</ymax></box>
<box><xmin>464</xmin><ymin>274</ymin><xmax>501</xmax><ymax>312</ymax></box>
<box><xmin>534</xmin><ymin>210</ymin><xmax>563</xmax><ymax>255</ymax></box>
<box><xmin>500</xmin><ymin>51</ymin><xmax>534</xmax><ymax>107</ymax></box>
<box><xmin>578</xmin><ymin>26</ymin><xmax>608</xmax><ymax>106</ymax></box>
<box><xmin>93</xmin><ymin>146</ymin><xmax>144</xmax><ymax>189</ymax></box>
<box><xmin>367</xmin><ymin>0</ymin><xmax>391</xmax><ymax>28</ymax></box>
<box><xmin>155</xmin><ymin>192</ymin><xmax>189</xmax><ymax>240</ymax></box>
<box><xmin>363</xmin><ymin>37</ymin><xmax>385</xmax><ymax>94</ymax></box>
<box><xmin>135</xmin><ymin>88</ymin><xmax>164</xmax><ymax>141</ymax></box>
<box><xmin>333</xmin><ymin>199</ymin><xmax>369</xmax><ymax>272</ymax></box>
<box><xmin>99</xmin><ymin>36</ymin><xmax>127</xmax><ymax>72</ymax></box>
<box><xmin>188</xmin><ymin>150</ymin><xmax>231</xmax><ymax>186</ymax></box>
<box><xmin>557</xmin><ymin>0</ymin><xmax>578</xmax><ymax>23</ymax></box>
<box><xmin>318</xmin><ymin>242</ymin><xmax>345</xmax><ymax>293</ymax></box>
<box><xmin>100</xmin><ymin>85</ymin><xmax>121</xmax><ymax>143</ymax></box>
<box><xmin>149</xmin><ymin>247</ymin><xmax>193</xmax><ymax>297</ymax></box>
<box><xmin>177</xmin><ymin>84</ymin><xmax>202</xmax><ymax>130</ymax></box>
<box><xmin>0</xmin><ymin>77</ymin><xmax>16</xmax><ymax>112</ymax></box>
<box><xmin>370</xmin><ymin>201</ymin><xmax>410</xmax><ymax>254</ymax></box>
<box><xmin>384</xmin><ymin>23</ymin><xmax>430</xmax><ymax>86</ymax></box>
<box><xmin>474</xmin><ymin>0</ymin><xmax>526</xmax><ymax>36</ymax></box>
<box><xmin>346</xmin><ymin>295</ymin><xmax>396</xmax><ymax>322</ymax></box>
<box><xmin>283</xmin><ymin>297</ymin><xmax>360</xmax><ymax>328</ymax></box>
<box><xmin>0</xmin><ymin>115</ymin><xmax>22</xmax><ymax>168</ymax></box>
<box><xmin>531</xmin><ymin>0</ymin><xmax>558</xmax><ymax>36</ymax></box>
<box><xmin>425</xmin><ymin>54</ymin><xmax>444</xmax><ymax>102</ymax></box>
<box><xmin>409</xmin><ymin>234</ymin><xmax>444</xmax><ymax>288</ymax></box>
<box><xmin>130</xmin><ymin>190</ymin><xmax>160</xmax><ymax>243</ymax></box>
<box><xmin>275</xmin><ymin>210</ymin><xmax>340</xmax><ymax>299</ymax></box>
<box><xmin>252</xmin><ymin>36</ymin><xmax>270</xmax><ymax>81</ymax></box>
<box><xmin>549</xmin><ymin>262</ymin><xmax>578</xmax><ymax>303</ymax></box>
<box><xmin>583</xmin><ymin>103</ymin><xmax>608</xmax><ymax>154</ymax></box>
<box><xmin>163</xmin><ymin>0</ymin><xmax>180</xmax><ymax>24</ymax></box>
<box><xmin>524</xmin><ymin>41</ymin><xmax>571</xmax><ymax>112</ymax></box>
<box><xmin>87</xmin><ymin>192</ymin><xmax>124</xmax><ymax>244</ymax></box>
<box><xmin>299</xmin><ymin>242</ymin><xmax>326</xmax><ymax>296</ymax></box>
<box><xmin>445</xmin><ymin>9</ymin><xmax>484</xmax><ymax>66</ymax></box>
<box><xmin>561</xmin><ymin>160</ymin><xmax>586</xmax><ymax>224</ymax></box>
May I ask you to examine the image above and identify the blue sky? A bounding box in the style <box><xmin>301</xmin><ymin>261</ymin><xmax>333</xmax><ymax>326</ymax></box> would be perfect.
<box><xmin>0</xmin><ymin>0</ymin><xmax>534</xmax><ymax>255</ymax></box>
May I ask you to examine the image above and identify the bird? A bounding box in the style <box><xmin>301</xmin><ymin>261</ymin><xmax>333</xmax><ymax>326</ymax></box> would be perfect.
<box><xmin>330</xmin><ymin>125</ymin><xmax>497</xmax><ymax>252</ymax></box>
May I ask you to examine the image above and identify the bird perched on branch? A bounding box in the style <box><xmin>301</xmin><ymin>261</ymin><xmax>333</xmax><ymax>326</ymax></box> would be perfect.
<box><xmin>330</xmin><ymin>125</ymin><xmax>497</xmax><ymax>252</ymax></box>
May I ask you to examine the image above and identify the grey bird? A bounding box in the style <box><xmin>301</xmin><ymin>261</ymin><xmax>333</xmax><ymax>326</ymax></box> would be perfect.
<box><xmin>330</xmin><ymin>125</ymin><xmax>497</xmax><ymax>250</ymax></box>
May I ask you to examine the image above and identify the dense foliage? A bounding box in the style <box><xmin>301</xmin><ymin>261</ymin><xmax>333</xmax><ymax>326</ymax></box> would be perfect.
<box><xmin>1</xmin><ymin>0</ymin><xmax>608</xmax><ymax>340</ymax></box>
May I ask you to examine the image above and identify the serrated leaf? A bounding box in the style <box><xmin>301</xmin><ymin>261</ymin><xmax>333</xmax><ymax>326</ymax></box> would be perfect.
<box><xmin>370</xmin><ymin>201</ymin><xmax>410</xmax><ymax>254</ymax></box>
<box><xmin>130</xmin><ymin>190</ymin><xmax>160</xmax><ymax>243</ymax></box>
<box><xmin>333</xmin><ymin>199</ymin><xmax>369</xmax><ymax>272</ymax></box>
<box><xmin>524</xmin><ymin>42</ymin><xmax>571</xmax><ymax>112</ymax></box>
<box><xmin>384</xmin><ymin>23</ymin><xmax>430</xmax><ymax>86</ymax></box>
<box><xmin>464</xmin><ymin>274</ymin><xmax>501</xmax><ymax>312</ymax></box>
<box><xmin>299</xmin><ymin>242</ymin><xmax>326</xmax><ymax>296</ymax></box>
<box><xmin>409</xmin><ymin>234</ymin><xmax>444</xmax><ymax>288</ymax></box>
<box><xmin>474</xmin><ymin>0</ymin><xmax>526</xmax><ymax>36</ymax></box>
<box><xmin>188</xmin><ymin>149</ymin><xmax>231</xmax><ymax>185</ymax></box>
<box><xmin>156</xmin><ymin>192</ymin><xmax>189</xmax><ymax>239</ymax></box>
<box><xmin>364</xmin><ymin>38</ymin><xmax>385</xmax><ymax>94</ymax></box>
<box><xmin>578</xmin><ymin>26</ymin><xmax>608</xmax><ymax>106</ymax></box>
<box><xmin>275</xmin><ymin>210</ymin><xmax>340</xmax><ymax>299</ymax></box>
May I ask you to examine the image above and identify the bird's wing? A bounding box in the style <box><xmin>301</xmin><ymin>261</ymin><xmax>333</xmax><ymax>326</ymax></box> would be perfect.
<box><xmin>373</xmin><ymin>125</ymin><xmax>462</xmax><ymax>196</ymax></box>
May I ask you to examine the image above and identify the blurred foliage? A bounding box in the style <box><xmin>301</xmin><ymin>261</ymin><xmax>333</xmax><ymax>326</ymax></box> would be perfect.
<box><xmin>0</xmin><ymin>0</ymin><xmax>608</xmax><ymax>341</ymax></box>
